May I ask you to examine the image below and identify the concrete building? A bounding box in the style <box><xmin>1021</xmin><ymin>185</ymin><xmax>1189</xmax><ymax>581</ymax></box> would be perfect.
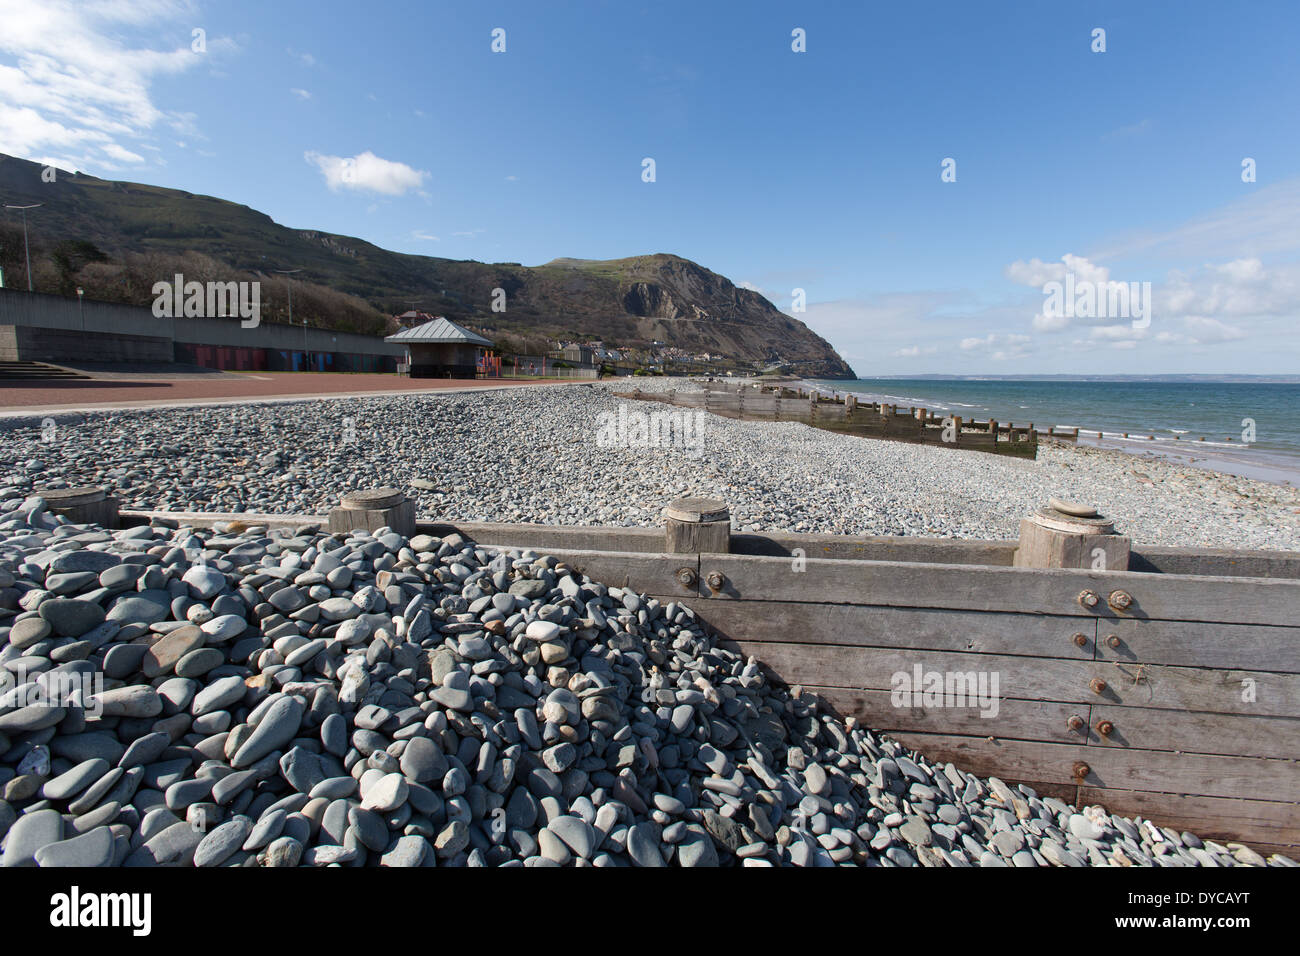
<box><xmin>385</xmin><ymin>316</ymin><xmax>493</xmax><ymax>378</ymax></box>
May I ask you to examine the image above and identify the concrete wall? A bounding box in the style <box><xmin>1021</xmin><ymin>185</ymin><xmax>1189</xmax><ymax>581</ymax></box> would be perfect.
<box><xmin>0</xmin><ymin>288</ymin><xmax>405</xmax><ymax>366</ymax></box>
<box><xmin>0</xmin><ymin>325</ymin><xmax>172</xmax><ymax>363</ymax></box>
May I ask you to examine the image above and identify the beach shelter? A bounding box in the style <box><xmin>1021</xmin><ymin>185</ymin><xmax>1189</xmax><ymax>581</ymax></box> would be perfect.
<box><xmin>385</xmin><ymin>316</ymin><xmax>494</xmax><ymax>378</ymax></box>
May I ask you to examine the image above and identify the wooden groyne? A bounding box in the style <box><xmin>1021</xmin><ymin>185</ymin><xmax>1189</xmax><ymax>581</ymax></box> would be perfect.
<box><xmin>614</xmin><ymin>381</ymin><xmax>1075</xmax><ymax>458</ymax></box>
<box><xmin>90</xmin><ymin>487</ymin><xmax>1300</xmax><ymax>860</ymax></box>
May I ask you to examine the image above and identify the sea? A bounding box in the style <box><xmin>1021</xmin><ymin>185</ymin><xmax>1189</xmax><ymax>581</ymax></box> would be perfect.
<box><xmin>808</xmin><ymin>378</ymin><xmax>1300</xmax><ymax>485</ymax></box>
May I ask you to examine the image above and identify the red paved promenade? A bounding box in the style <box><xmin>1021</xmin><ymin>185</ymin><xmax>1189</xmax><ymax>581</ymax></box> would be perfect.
<box><xmin>0</xmin><ymin>371</ymin><xmax>580</xmax><ymax>414</ymax></box>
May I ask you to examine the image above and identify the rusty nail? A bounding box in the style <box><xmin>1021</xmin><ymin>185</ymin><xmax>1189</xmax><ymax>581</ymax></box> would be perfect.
<box><xmin>1067</xmin><ymin>715</ymin><xmax>1084</xmax><ymax>732</ymax></box>
<box><xmin>705</xmin><ymin>571</ymin><xmax>725</xmax><ymax>591</ymax></box>
<box><xmin>1106</xmin><ymin>634</ymin><xmax>1121</xmax><ymax>649</ymax></box>
<box><xmin>1097</xmin><ymin>720</ymin><xmax>1114</xmax><ymax>737</ymax></box>
<box><xmin>1072</xmin><ymin>632</ymin><xmax>1088</xmax><ymax>647</ymax></box>
<box><xmin>1108</xmin><ymin>589</ymin><xmax>1133</xmax><ymax>611</ymax></box>
<box><xmin>1077</xmin><ymin>589</ymin><xmax>1099</xmax><ymax>608</ymax></box>
<box><xmin>675</xmin><ymin>567</ymin><xmax>697</xmax><ymax>588</ymax></box>
<box><xmin>1090</xmin><ymin>677</ymin><xmax>1107</xmax><ymax>695</ymax></box>
<box><xmin>1072</xmin><ymin>761</ymin><xmax>1090</xmax><ymax>779</ymax></box>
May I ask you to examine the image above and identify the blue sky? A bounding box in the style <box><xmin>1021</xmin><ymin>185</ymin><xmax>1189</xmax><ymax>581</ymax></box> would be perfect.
<box><xmin>2</xmin><ymin>0</ymin><xmax>1298</xmax><ymax>374</ymax></box>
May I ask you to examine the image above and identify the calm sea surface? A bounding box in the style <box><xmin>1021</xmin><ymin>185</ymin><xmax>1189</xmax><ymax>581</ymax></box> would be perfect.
<box><xmin>809</xmin><ymin>379</ymin><xmax>1300</xmax><ymax>470</ymax></box>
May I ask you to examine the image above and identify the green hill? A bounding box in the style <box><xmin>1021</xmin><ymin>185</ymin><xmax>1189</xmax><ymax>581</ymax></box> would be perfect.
<box><xmin>0</xmin><ymin>154</ymin><xmax>854</xmax><ymax>377</ymax></box>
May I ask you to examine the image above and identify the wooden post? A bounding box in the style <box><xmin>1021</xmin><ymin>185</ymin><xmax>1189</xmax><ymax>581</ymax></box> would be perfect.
<box><xmin>1013</xmin><ymin>499</ymin><xmax>1130</xmax><ymax>571</ymax></box>
<box><xmin>988</xmin><ymin>420</ymin><xmax>998</xmax><ymax>444</ymax></box>
<box><xmin>665</xmin><ymin>497</ymin><xmax>731</xmax><ymax>553</ymax></box>
<box><xmin>328</xmin><ymin>487</ymin><xmax>416</xmax><ymax>536</ymax></box>
<box><xmin>36</xmin><ymin>486</ymin><xmax>119</xmax><ymax>528</ymax></box>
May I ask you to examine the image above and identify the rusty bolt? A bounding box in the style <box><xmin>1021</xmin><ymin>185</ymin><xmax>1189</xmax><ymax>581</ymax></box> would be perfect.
<box><xmin>1108</xmin><ymin>589</ymin><xmax>1133</xmax><ymax>611</ymax></box>
<box><xmin>1072</xmin><ymin>761</ymin><xmax>1091</xmax><ymax>779</ymax></box>
<box><xmin>705</xmin><ymin>571</ymin><xmax>726</xmax><ymax>592</ymax></box>
<box><xmin>1090</xmin><ymin>677</ymin><xmax>1107</xmax><ymax>695</ymax></box>
<box><xmin>1105</xmin><ymin>634</ymin><xmax>1121</xmax><ymax>649</ymax></box>
<box><xmin>1072</xmin><ymin>632</ymin><xmax>1088</xmax><ymax>647</ymax></box>
<box><xmin>1077</xmin><ymin>589</ymin><xmax>1099</xmax><ymax>608</ymax></box>
<box><xmin>675</xmin><ymin>567</ymin><xmax>697</xmax><ymax>588</ymax></box>
<box><xmin>1096</xmin><ymin>719</ymin><xmax>1115</xmax><ymax>737</ymax></box>
<box><xmin>1067</xmin><ymin>715</ymin><xmax>1084</xmax><ymax>732</ymax></box>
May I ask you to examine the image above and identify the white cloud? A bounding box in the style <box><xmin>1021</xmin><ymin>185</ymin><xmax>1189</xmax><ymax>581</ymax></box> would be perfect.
<box><xmin>891</xmin><ymin>345</ymin><xmax>938</xmax><ymax>358</ymax></box>
<box><xmin>304</xmin><ymin>150</ymin><xmax>428</xmax><ymax>196</ymax></box>
<box><xmin>959</xmin><ymin>333</ymin><xmax>1031</xmax><ymax>360</ymax></box>
<box><xmin>412</xmin><ymin>231</ymin><xmax>440</xmax><ymax>241</ymax></box>
<box><xmin>0</xmin><ymin>0</ymin><xmax>223</xmax><ymax>172</ymax></box>
<box><xmin>290</xmin><ymin>88</ymin><xmax>311</xmax><ymax>100</ymax></box>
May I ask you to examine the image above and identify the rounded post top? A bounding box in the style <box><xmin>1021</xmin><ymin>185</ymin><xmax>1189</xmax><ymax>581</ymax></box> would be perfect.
<box><xmin>35</xmin><ymin>486</ymin><xmax>106</xmax><ymax>506</ymax></box>
<box><xmin>665</xmin><ymin>497</ymin><xmax>730</xmax><ymax>523</ymax></box>
<box><xmin>341</xmin><ymin>487</ymin><xmax>405</xmax><ymax>509</ymax></box>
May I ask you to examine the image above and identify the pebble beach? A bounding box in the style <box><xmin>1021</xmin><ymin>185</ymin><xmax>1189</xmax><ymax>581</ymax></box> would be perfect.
<box><xmin>0</xmin><ymin>380</ymin><xmax>1296</xmax><ymax>868</ymax></box>
<box><xmin>2</xmin><ymin>379</ymin><xmax>1297</xmax><ymax>551</ymax></box>
<box><xmin>0</xmin><ymin>504</ymin><xmax>1288</xmax><ymax>867</ymax></box>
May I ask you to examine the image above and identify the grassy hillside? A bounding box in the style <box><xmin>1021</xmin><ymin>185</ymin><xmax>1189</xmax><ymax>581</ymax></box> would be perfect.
<box><xmin>0</xmin><ymin>154</ymin><xmax>855</xmax><ymax>377</ymax></box>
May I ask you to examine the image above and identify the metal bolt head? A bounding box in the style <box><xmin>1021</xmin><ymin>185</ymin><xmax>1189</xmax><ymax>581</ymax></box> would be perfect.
<box><xmin>1090</xmin><ymin>677</ymin><xmax>1107</xmax><ymax>695</ymax></box>
<box><xmin>1067</xmin><ymin>715</ymin><xmax>1084</xmax><ymax>732</ymax></box>
<box><xmin>1072</xmin><ymin>632</ymin><xmax>1088</xmax><ymax>647</ymax></box>
<box><xmin>1108</xmin><ymin>589</ymin><xmax>1133</xmax><ymax>611</ymax></box>
<box><xmin>1078</xmin><ymin>589</ymin><xmax>1099</xmax><ymax>608</ymax></box>
<box><xmin>1097</xmin><ymin>720</ymin><xmax>1115</xmax><ymax>737</ymax></box>
<box><xmin>1105</xmin><ymin>634</ymin><xmax>1121</xmax><ymax>649</ymax></box>
<box><xmin>705</xmin><ymin>571</ymin><xmax>725</xmax><ymax>591</ymax></box>
<box><xmin>675</xmin><ymin>567</ymin><xmax>697</xmax><ymax>588</ymax></box>
<box><xmin>1072</xmin><ymin>761</ymin><xmax>1091</xmax><ymax>779</ymax></box>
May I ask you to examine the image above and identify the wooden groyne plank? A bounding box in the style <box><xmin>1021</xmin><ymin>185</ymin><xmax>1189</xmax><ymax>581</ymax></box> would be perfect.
<box><xmin>699</xmin><ymin>601</ymin><xmax>1096</xmax><ymax>658</ymax></box>
<box><xmin>729</xmin><ymin>640</ymin><xmax>1299</xmax><ymax>718</ymax></box>
<box><xmin>1100</xmin><ymin>618</ymin><xmax>1300</xmax><ymax>672</ymax></box>
<box><xmin>885</xmin><ymin>732</ymin><xmax>1300</xmax><ymax>805</ymax></box>
<box><xmin>692</xmin><ymin>553</ymin><xmax>1300</xmax><ymax>626</ymax></box>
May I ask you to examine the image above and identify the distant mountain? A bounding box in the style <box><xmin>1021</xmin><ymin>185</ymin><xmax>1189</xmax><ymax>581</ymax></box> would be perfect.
<box><xmin>0</xmin><ymin>154</ymin><xmax>855</xmax><ymax>378</ymax></box>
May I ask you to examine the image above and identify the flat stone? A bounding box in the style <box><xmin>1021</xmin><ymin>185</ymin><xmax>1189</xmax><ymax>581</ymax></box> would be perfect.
<box><xmin>1</xmin><ymin>807</ymin><xmax>64</xmax><ymax>867</ymax></box>
<box><xmin>34</xmin><ymin>825</ymin><xmax>115</xmax><ymax>867</ymax></box>
<box><xmin>361</xmin><ymin>773</ymin><xmax>409</xmax><ymax>812</ymax></box>
<box><xmin>548</xmin><ymin>815</ymin><xmax>597</xmax><ymax>859</ymax></box>
<box><xmin>42</xmin><ymin>758</ymin><xmax>110</xmax><ymax>801</ymax></box>
<box><xmin>38</xmin><ymin>598</ymin><xmax>107</xmax><ymax>637</ymax></box>
<box><xmin>381</xmin><ymin>834</ymin><xmax>430</xmax><ymax>867</ymax></box>
<box><xmin>231</xmin><ymin>695</ymin><xmax>305</xmax><ymax>768</ymax></box>
<box><xmin>194</xmin><ymin>817</ymin><xmax>254</xmax><ymax>867</ymax></box>
<box><xmin>142</xmin><ymin>625</ymin><xmax>206</xmax><ymax>678</ymax></box>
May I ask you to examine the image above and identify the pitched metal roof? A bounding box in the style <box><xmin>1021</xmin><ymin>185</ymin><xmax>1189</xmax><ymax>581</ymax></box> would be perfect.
<box><xmin>385</xmin><ymin>316</ymin><xmax>493</xmax><ymax>347</ymax></box>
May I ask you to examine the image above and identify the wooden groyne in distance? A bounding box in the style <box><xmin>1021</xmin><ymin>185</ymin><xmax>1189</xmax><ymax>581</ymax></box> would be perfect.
<box><xmin>85</xmin><ymin>485</ymin><xmax>1300</xmax><ymax>860</ymax></box>
<box><xmin>615</xmin><ymin>381</ymin><xmax>1072</xmax><ymax>458</ymax></box>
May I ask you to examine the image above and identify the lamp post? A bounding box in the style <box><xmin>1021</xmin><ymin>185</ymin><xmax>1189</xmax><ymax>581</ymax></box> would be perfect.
<box><xmin>76</xmin><ymin>287</ymin><xmax>84</xmax><ymax>329</ymax></box>
<box><xmin>274</xmin><ymin>268</ymin><xmax>304</xmax><ymax>369</ymax></box>
<box><xmin>3</xmin><ymin>203</ymin><xmax>42</xmax><ymax>292</ymax></box>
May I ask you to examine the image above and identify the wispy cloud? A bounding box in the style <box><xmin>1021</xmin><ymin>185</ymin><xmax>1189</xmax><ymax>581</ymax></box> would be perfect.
<box><xmin>0</xmin><ymin>0</ymin><xmax>227</xmax><ymax>172</ymax></box>
<box><xmin>1091</xmin><ymin>178</ymin><xmax>1300</xmax><ymax>262</ymax></box>
<box><xmin>290</xmin><ymin>88</ymin><xmax>311</xmax><ymax>100</ymax></box>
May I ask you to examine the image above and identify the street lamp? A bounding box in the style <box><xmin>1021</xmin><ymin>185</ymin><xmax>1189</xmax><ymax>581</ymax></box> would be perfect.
<box><xmin>3</xmin><ymin>203</ymin><xmax>42</xmax><ymax>292</ymax></box>
<box><xmin>76</xmin><ymin>287</ymin><xmax>84</xmax><ymax>330</ymax></box>
<box><xmin>274</xmin><ymin>268</ymin><xmax>305</xmax><ymax>369</ymax></box>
